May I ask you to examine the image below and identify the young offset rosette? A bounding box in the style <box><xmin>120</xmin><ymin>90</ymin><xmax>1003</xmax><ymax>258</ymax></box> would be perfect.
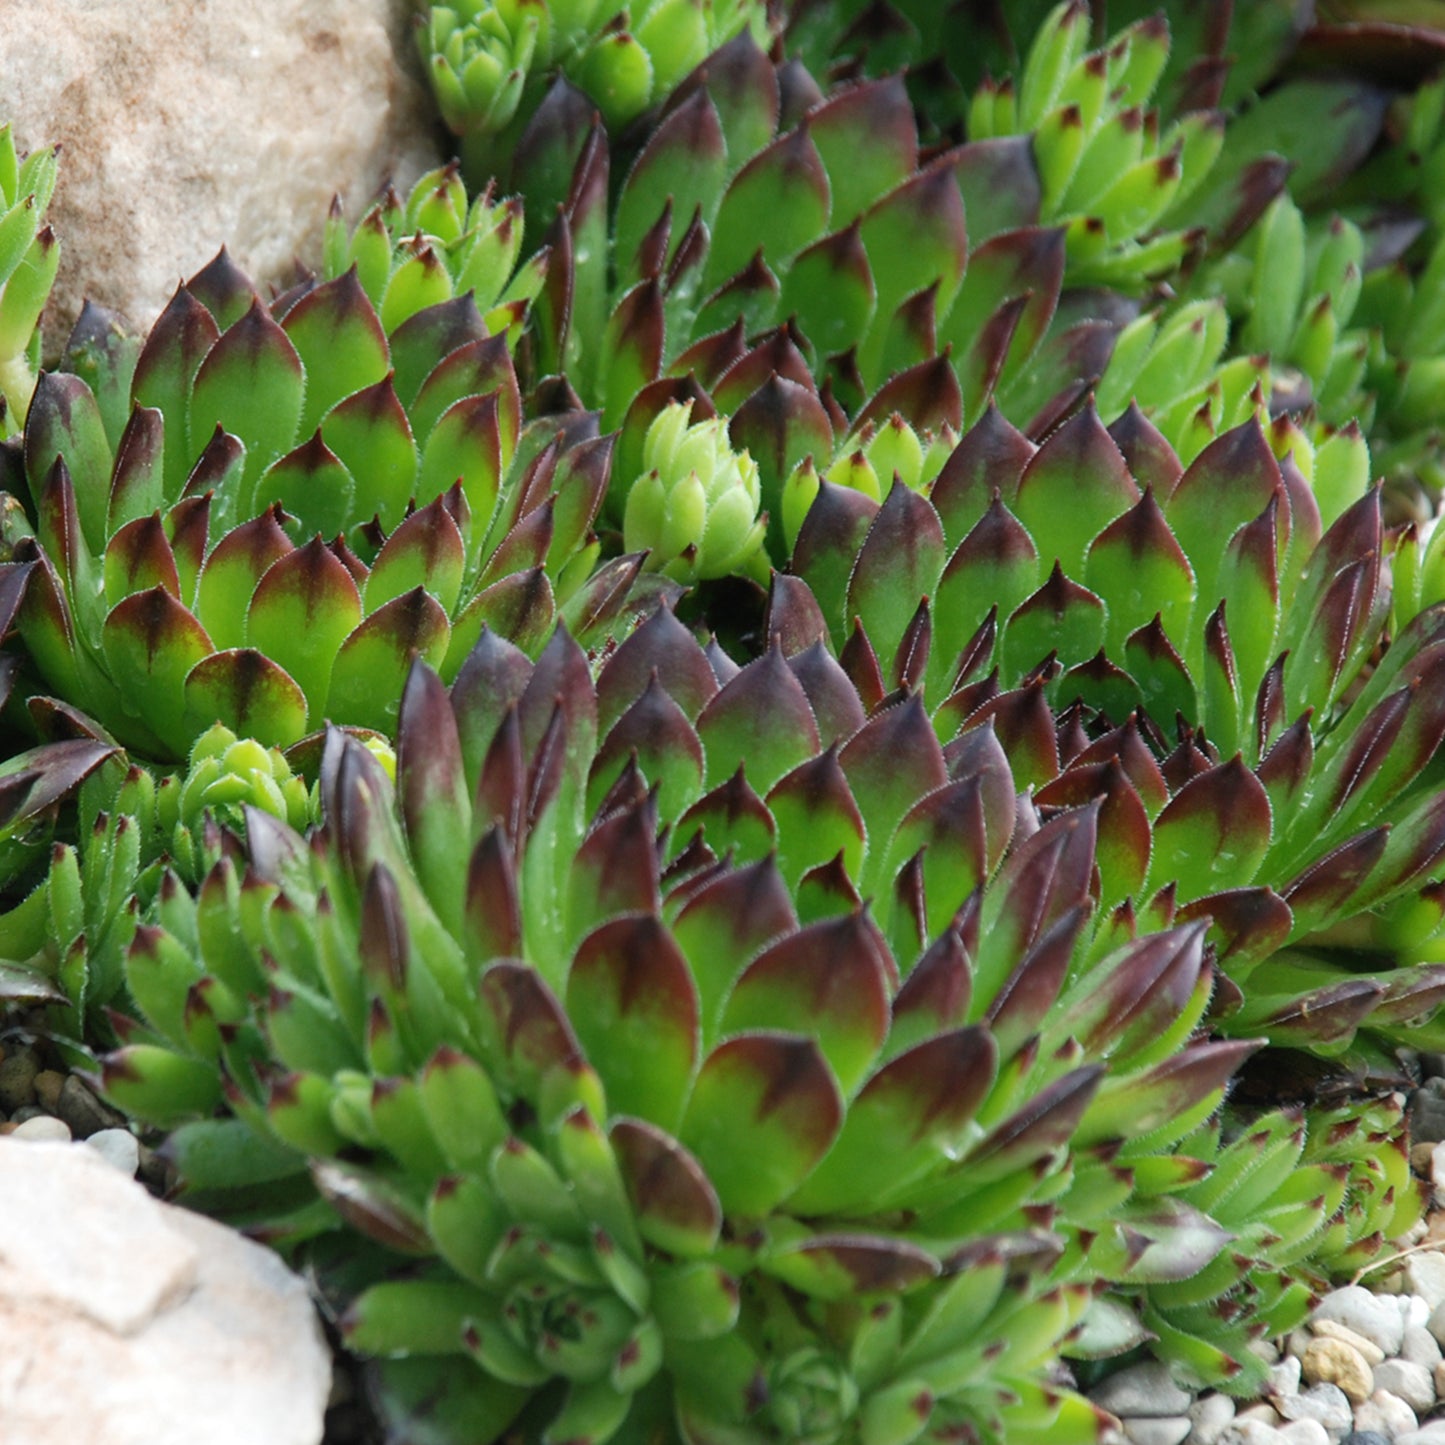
<box><xmin>621</xmin><ymin>400</ymin><xmax>766</xmax><ymax>581</ymax></box>
<box><xmin>91</xmin><ymin>614</ymin><xmax>1271</xmax><ymax>1445</ymax></box>
<box><xmin>0</xmin><ymin>173</ymin><xmax>656</xmax><ymax>759</ymax></box>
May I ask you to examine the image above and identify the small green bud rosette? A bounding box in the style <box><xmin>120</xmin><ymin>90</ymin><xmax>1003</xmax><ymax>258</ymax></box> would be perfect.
<box><xmin>623</xmin><ymin>400</ymin><xmax>766</xmax><ymax>582</ymax></box>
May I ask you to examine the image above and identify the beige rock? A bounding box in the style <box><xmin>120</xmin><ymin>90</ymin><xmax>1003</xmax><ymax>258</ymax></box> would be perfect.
<box><xmin>1311</xmin><ymin>1317</ymin><xmax>1386</xmax><ymax>1366</ymax></box>
<box><xmin>1301</xmin><ymin>1336</ymin><xmax>1374</xmax><ymax>1404</ymax></box>
<box><xmin>0</xmin><ymin>1139</ymin><xmax>329</xmax><ymax>1445</ymax></box>
<box><xmin>0</xmin><ymin>0</ymin><xmax>442</xmax><ymax>344</ymax></box>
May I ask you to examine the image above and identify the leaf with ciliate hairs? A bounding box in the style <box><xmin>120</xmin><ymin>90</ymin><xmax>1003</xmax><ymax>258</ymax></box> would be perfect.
<box><xmin>965</xmin><ymin>681</ymin><xmax>1061</xmax><ymax>793</ymax></box>
<box><xmin>594</xmin><ymin>601</ymin><xmax>717</xmax><ymax>739</ymax></box>
<box><xmin>611</xmin><ymin>1118</ymin><xmax>722</xmax><ymax>1259</ymax></box>
<box><xmin>888</xmin><ymin>778</ymin><xmax>993</xmax><ymax>940</ymax></box>
<box><xmin>678</xmin><ymin>1033</ymin><xmax>843</xmax><ymax>1218</ymax></box>
<box><xmin>760</xmin><ymin>1234</ymin><xmax>940</xmax><ymax>1303</ymax></box>
<box><xmin>1176</xmin><ymin>888</ymin><xmax>1294</xmax><ymax>980</ymax></box>
<box><xmin>320</xmin><ymin>375</ymin><xmax>419</xmax><ymax>534</ymax></box>
<box><xmin>931</xmin><ymin>405</ymin><xmax>1037</xmax><ymax>549</ymax></box>
<box><xmin>24</xmin><ymin>371</ymin><xmax>113</xmax><ymax>554</ymax></box>
<box><xmin>281</xmin><ymin>269</ymin><xmax>390</xmax><ymax>438</ymax></box>
<box><xmin>1000</xmin><ymin>564</ymin><xmax>1107</xmax><ymax>682</ymax></box>
<box><xmin>1280</xmin><ymin>828</ymin><xmax>1390</xmax><ymax>940</ymax></box>
<box><xmin>1146</xmin><ymin>757</ymin><xmax>1272</xmax><ymax>904</ymax></box>
<box><xmin>730</xmin><ymin>374</ymin><xmax>835</xmax><ymax>538</ymax></box>
<box><xmin>131</xmin><ymin>286</ymin><xmax>221</xmax><ymax>496</ymax></box>
<box><xmin>846</xmin><ymin>480</ymin><xmax>946</xmax><ymax>685</ymax></box>
<box><xmin>957</xmin><ymin>1065</ymin><xmax>1105</xmax><ymax>1190</ymax></box>
<box><xmin>1106</xmin><ymin>403</ymin><xmax>1182</xmax><ymax>497</ymax></box>
<box><xmin>789</xmin><ymin>479</ymin><xmax>880</xmax><ymax>643</ymax></box>
<box><xmin>765</xmin><ymin>747</ymin><xmax>866</xmax><ymax>890</ymax></box>
<box><xmin>675</xmin><ymin>768</ymin><xmax>776</xmax><ymax>866</ymax></box>
<box><xmin>325</xmin><ymin>587</ymin><xmax>450</xmax><ymax>735</ymax></box>
<box><xmin>778</xmin><ymin>221</ymin><xmax>876</xmax><ymax>359</ymax></box>
<box><xmin>1013</xmin><ymin>403</ymin><xmax>1139</xmax><ymax>579</ymax></box>
<box><xmin>188</xmin><ymin>299</ymin><xmax>304</xmax><ymax>491</ymax></box>
<box><xmin>566</xmin><ymin>914</ymin><xmax>699</xmax><ymax>1132</ymax></box>
<box><xmin>569</xmin><ymin>793</ymin><xmax>663</xmax><ymax>935</ymax></box>
<box><xmin>387</xmin><ymin>294</ymin><xmax>489</xmax><ymax>410</ymax></box>
<box><xmin>1083</xmin><ymin>488</ymin><xmax>1194</xmax><ymax>658</ymax></box>
<box><xmin>477</xmin><ymin>959</ymin><xmax>581</xmax><ymax>1096</ymax></box>
<box><xmin>590</xmin><ymin>674</ymin><xmax>705</xmax><ymax>823</ymax></box>
<box><xmin>721</xmin><ymin>911</ymin><xmax>893</xmax><ymax>1097</ymax></box>
<box><xmin>182</xmin><ymin>648</ymin><xmax>308</xmax><ymax>750</ymax></box>
<box><xmin>696</xmin><ymin>642</ymin><xmax>821</xmax><ymax>794</ymax></box>
<box><xmin>985</xmin><ymin>906</ymin><xmax>1088</xmax><ymax>1060</ymax></box>
<box><xmin>807</xmin><ymin>72</ymin><xmax>918</xmax><ymax>225</ymax></box>
<box><xmin>1124</xmin><ymin>616</ymin><xmax>1197</xmax><ymax>734</ymax></box>
<box><xmin>1228</xmin><ymin>977</ymin><xmax>1384</xmax><ymax>1050</ymax></box>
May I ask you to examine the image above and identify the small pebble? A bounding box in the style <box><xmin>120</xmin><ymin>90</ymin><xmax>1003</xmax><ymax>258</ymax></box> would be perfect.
<box><xmin>1091</xmin><ymin>1362</ymin><xmax>1194</xmax><ymax>1419</ymax></box>
<box><xmin>1353</xmin><ymin>1388</ymin><xmax>1418</xmax><ymax>1437</ymax></box>
<box><xmin>1249</xmin><ymin>1338</ymin><xmax>1282</xmax><ymax>1365</ymax></box>
<box><xmin>0</xmin><ymin>1046</ymin><xmax>40</xmax><ymax>1111</ymax></box>
<box><xmin>1275</xmin><ymin>1422</ymin><xmax>1328</xmax><ymax>1445</ymax></box>
<box><xmin>1187</xmin><ymin>1393</ymin><xmax>1236</xmax><ymax>1445</ymax></box>
<box><xmin>8</xmin><ymin>1103</ymin><xmax>47</xmax><ymax>1125</ymax></box>
<box><xmin>1302</xmin><ymin>1338</ymin><xmax>1375</xmax><ymax>1405</ymax></box>
<box><xmin>1220</xmin><ymin>1421</ymin><xmax>1285</xmax><ymax>1445</ymax></box>
<box><xmin>32</xmin><ymin>1068</ymin><xmax>64</xmax><ymax>1113</ymax></box>
<box><xmin>1277</xmin><ymin>1383</ymin><xmax>1352</xmax><ymax>1432</ymax></box>
<box><xmin>1373</xmin><ymin>1361</ymin><xmax>1434</xmax><ymax>1415</ymax></box>
<box><xmin>83</xmin><ymin>1127</ymin><xmax>140</xmax><ymax>1176</ymax></box>
<box><xmin>1122</xmin><ymin>1417</ymin><xmax>1190</xmax><ymax>1445</ymax></box>
<box><xmin>1339</xmin><ymin>1433</ymin><xmax>1391</xmax><ymax>1445</ymax></box>
<box><xmin>1314</xmin><ymin>1287</ymin><xmax>1407</xmax><ymax>1357</ymax></box>
<box><xmin>1235</xmin><ymin>1404</ymin><xmax>1283</xmax><ymax>1427</ymax></box>
<box><xmin>1407</xmin><ymin>1257</ymin><xmax>1445</xmax><ymax>1313</ymax></box>
<box><xmin>1412</xmin><ymin>1077</ymin><xmax>1445</xmax><ymax>1144</ymax></box>
<box><xmin>1267</xmin><ymin>1357</ymin><xmax>1302</xmax><ymax>1398</ymax></box>
<box><xmin>1312</xmin><ymin>1320</ymin><xmax>1386</xmax><ymax>1367</ymax></box>
<box><xmin>10</xmin><ymin>1114</ymin><xmax>72</xmax><ymax>1142</ymax></box>
<box><xmin>1404</xmin><ymin>1325</ymin><xmax>1444</xmax><ymax>1370</ymax></box>
<box><xmin>1403</xmin><ymin>1295</ymin><xmax>1434</xmax><ymax>1331</ymax></box>
<box><xmin>55</xmin><ymin>1073</ymin><xmax>118</xmax><ymax>1139</ymax></box>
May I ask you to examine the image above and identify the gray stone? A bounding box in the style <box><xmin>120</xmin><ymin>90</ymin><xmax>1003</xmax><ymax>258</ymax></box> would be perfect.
<box><xmin>1404</xmin><ymin>1324</ymin><xmax>1444</xmax><ymax>1370</ymax></box>
<box><xmin>54</xmin><ymin>1074</ymin><xmax>121</xmax><ymax>1140</ymax></box>
<box><xmin>1274</xmin><ymin>1423</ymin><xmax>1327</xmax><ymax>1445</ymax></box>
<box><xmin>1187</xmin><ymin>1392</ymin><xmax>1236</xmax><ymax>1445</ymax></box>
<box><xmin>0</xmin><ymin>0</ymin><xmax>442</xmax><ymax>342</ymax></box>
<box><xmin>1398</xmin><ymin>1426</ymin><xmax>1445</xmax><ymax>1445</ymax></box>
<box><xmin>0</xmin><ymin>1139</ymin><xmax>330</xmax><ymax>1445</ymax></box>
<box><xmin>1413</xmin><ymin>1077</ymin><xmax>1445</xmax><ymax>1144</ymax></box>
<box><xmin>1339</xmin><ymin>1433</ymin><xmax>1390</xmax><ymax>1445</ymax></box>
<box><xmin>1219</xmin><ymin>1421</ymin><xmax>1284</xmax><ymax>1445</ymax></box>
<box><xmin>1313</xmin><ymin>1287</ymin><xmax>1406</xmax><ymax>1357</ymax></box>
<box><xmin>1122</xmin><ymin>1417</ymin><xmax>1191</xmax><ymax>1445</ymax></box>
<box><xmin>0</xmin><ymin>1047</ymin><xmax>40</xmax><ymax>1112</ymax></box>
<box><xmin>1267</xmin><ymin>1356</ymin><xmax>1302</xmax><ymax>1397</ymax></box>
<box><xmin>1091</xmin><ymin>1362</ymin><xmax>1194</xmax><ymax>1419</ymax></box>
<box><xmin>1353</xmin><ymin>1388</ymin><xmax>1418</xmax><ymax>1437</ymax></box>
<box><xmin>1374</xmin><ymin>1359</ymin><xmax>1435</xmax><ymax>1414</ymax></box>
<box><xmin>1276</xmin><ymin>1383</ymin><xmax>1352</xmax><ymax>1432</ymax></box>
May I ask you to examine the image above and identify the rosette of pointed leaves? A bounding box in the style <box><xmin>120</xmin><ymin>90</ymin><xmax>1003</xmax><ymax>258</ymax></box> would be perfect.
<box><xmin>621</xmin><ymin>400</ymin><xmax>766</xmax><ymax>581</ymax></box>
<box><xmin>421</xmin><ymin>0</ymin><xmax>771</xmax><ymax>183</ymax></box>
<box><xmin>0</xmin><ymin>723</ymin><xmax>319</xmax><ymax>1034</ymax></box>
<box><xmin>93</xmin><ymin>624</ymin><xmax>1264</xmax><ymax>1445</ymax></box>
<box><xmin>2</xmin><ymin>194</ymin><xmax>648</xmax><ymax>758</ymax></box>
<box><xmin>0</xmin><ymin>124</ymin><xmax>59</xmax><ymax>436</ymax></box>
<box><xmin>1111</xmin><ymin>1098</ymin><xmax>1425</xmax><ymax>1392</ymax></box>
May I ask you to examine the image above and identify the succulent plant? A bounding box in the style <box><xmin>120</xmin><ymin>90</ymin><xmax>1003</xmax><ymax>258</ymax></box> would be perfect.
<box><xmin>91</xmin><ymin>621</ymin><xmax>1282</xmax><ymax>1444</ymax></box>
<box><xmin>0</xmin><ymin>125</ymin><xmax>59</xmax><ymax>436</ymax></box>
<box><xmin>0</xmin><ymin>721</ymin><xmax>321</xmax><ymax>1037</ymax></box>
<box><xmin>421</xmin><ymin>0</ymin><xmax>773</xmax><ymax>185</ymax></box>
<box><xmin>0</xmin><ymin>172</ymin><xmax>668</xmax><ymax>759</ymax></box>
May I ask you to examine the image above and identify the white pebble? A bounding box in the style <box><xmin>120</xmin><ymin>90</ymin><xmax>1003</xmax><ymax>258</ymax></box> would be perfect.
<box><xmin>1397</xmin><ymin>1425</ymin><xmax>1445</xmax><ymax>1445</ymax></box>
<box><xmin>1276</xmin><ymin>1383</ymin><xmax>1351</xmax><ymax>1432</ymax></box>
<box><xmin>1091</xmin><ymin>1363</ymin><xmax>1193</xmax><ymax>1419</ymax></box>
<box><xmin>1404</xmin><ymin>1323</ymin><xmax>1444</xmax><ymax>1370</ymax></box>
<box><xmin>1284</xmin><ymin>1327</ymin><xmax>1313</xmax><ymax>1361</ymax></box>
<box><xmin>10</xmin><ymin>1114</ymin><xmax>72</xmax><ymax>1142</ymax></box>
<box><xmin>1234</xmin><ymin>1403</ymin><xmax>1282</xmax><ymax>1427</ymax></box>
<box><xmin>1274</xmin><ymin>1422</ymin><xmax>1326</xmax><ymax>1445</ymax></box>
<box><xmin>1247</xmin><ymin>1337</ymin><xmax>1281</xmax><ymax>1365</ymax></box>
<box><xmin>1374</xmin><ymin>1358</ymin><xmax>1435</xmax><ymax>1414</ymax></box>
<box><xmin>1403</xmin><ymin>1292</ymin><xmax>1435</xmax><ymax>1331</ymax></box>
<box><xmin>1186</xmin><ymin>1393</ymin><xmax>1236</xmax><ymax>1445</ymax></box>
<box><xmin>83</xmin><ymin>1126</ymin><xmax>140</xmax><ymax>1176</ymax></box>
<box><xmin>1407</xmin><ymin>1255</ymin><xmax>1445</xmax><ymax>1313</ymax></box>
<box><xmin>1219</xmin><ymin>1420</ymin><xmax>1284</xmax><ymax>1445</ymax></box>
<box><xmin>1266</xmin><ymin>1356</ymin><xmax>1301</xmax><ymax>1397</ymax></box>
<box><xmin>1354</xmin><ymin>1386</ymin><xmax>1417</xmax><ymax>1436</ymax></box>
<box><xmin>1313</xmin><ymin>1285</ymin><xmax>1406</xmax><ymax>1356</ymax></box>
<box><xmin>1121</xmin><ymin>1417</ymin><xmax>1190</xmax><ymax>1445</ymax></box>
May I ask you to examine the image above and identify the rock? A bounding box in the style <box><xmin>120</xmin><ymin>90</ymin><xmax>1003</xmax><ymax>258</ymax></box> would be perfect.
<box><xmin>9</xmin><ymin>1115</ymin><xmax>71</xmax><ymax>1142</ymax></box>
<box><xmin>1403</xmin><ymin>1293</ymin><xmax>1434</xmax><ymax>1330</ymax></box>
<box><xmin>1188</xmin><ymin>1393</ymin><xmax>1237</xmax><ymax>1445</ymax></box>
<box><xmin>53</xmin><ymin>1074</ymin><xmax>118</xmax><ymax>1139</ymax></box>
<box><xmin>1353</xmin><ymin>1388</ymin><xmax>1418</xmax><ymax>1437</ymax></box>
<box><xmin>1373</xmin><ymin>1359</ymin><xmax>1434</xmax><ymax>1413</ymax></box>
<box><xmin>0</xmin><ymin>0</ymin><xmax>442</xmax><ymax>342</ymax></box>
<box><xmin>1313</xmin><ymin>1287</ymin><xmax>1406</xmax><ymax>1357</ymax></box>
<box><xmin>1301</xmin><ymin>1337</ymin><xmax>1374</xmax><ymax>1404</ymax></box>
<box><xmin>1312</xmin><ymin>1319</ymin><xmax>1386</xmax><ymax>1367</ymax></box>
<box><xmin>1339</xmin><ymin>1433</ymin><xmax>1391</xmax><ymax>1445</ymax></box>
<box><xmin>1248</xmin><ymin>1338</ymin><xmax>1282</xmax><ymax>1364</ymax></box>
<box><xmin>0</xmin><ymin>1139</ymin><xmax>330</xmax><ymax>1445</ymax></box>
<box><xmin>1274</xmin><ymin>1423</ymin><xmax>1327</xmax><ymax>1445</ymax></box>
<box><xmin>1408</xmin><ymin>1256</ymin><xmax>1445</xmax><ymax>1313</ymax></box>
<box><xmin>1122</xmin><ymin>1417</ymin><xmax>1191</xmax><ymax>1445</ymax></box>
<box><xmin>32</xmin><ymin>1069</ymin><xmax>64</xmax><ymax>1114</ymax></box>
<box><xmin>1414</xmin><ymin>1077</ymin><xmax>1445</xmax><ymax>1144</ymax></box>
<box><xmin>83</xmin><ymin>1127</ymin><xmax>140</xmax><ymax>1176</ymax></box>
<box><xmin>0</xmin><ymin>1045</ymin><xmax>40</xmax><ymax>1111</ymax></box>
<box><xmin>1235</xmin><ymin>1405</ymin><xmax>1284</xmax><ymax>1427</ymax></box>
<box><xmin>1220</xmin><ymin>1421</ymin><xmax>1284</xmax><ymax>1445</ymax></box>
<box><xmin>1091</xmin><ymin>1362</ymin><xmax>1194</xmax><ymax>1419</ymax></box>
<box><xmin>1276</xmin><ymin>1383</ymin><xmax>1352</xmax><ymax>1432</ymax></box>
<box><xmin>1404</xmin><ymin>1324</ymin><xmax>1444</xmax><ymax>1370</ymax></box>
<box><xmin>1398</xmin><ymin>1427</ymin><xmax>1445</xmax><ymax>1445</ymax></box>
<box><xmin>1267</xmin><ymin>1356</ymin><xmax>1302</xmax><ymax>1397</ymax></box>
